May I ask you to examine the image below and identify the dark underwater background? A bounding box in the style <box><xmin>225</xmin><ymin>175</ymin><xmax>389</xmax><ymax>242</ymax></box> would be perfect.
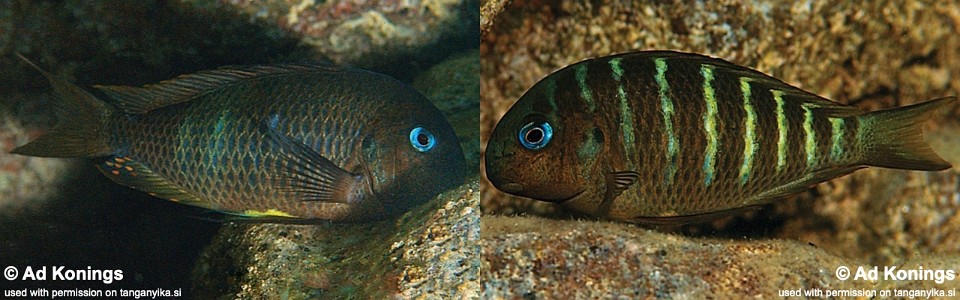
<box><xmin>0</xmin><ymin>0</ymin><xmax>478</xmax><ymax>298</ymax></box>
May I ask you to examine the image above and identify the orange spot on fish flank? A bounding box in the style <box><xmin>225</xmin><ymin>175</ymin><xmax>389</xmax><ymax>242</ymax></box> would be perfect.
<box><xmin>111</xmin><ymin>170</ymin><xmax>120</xmax><ymax>176</ymax></box>
<box><xmin>170</xmin><ymin>198</ymin><xmax>178</xmax><ymax>202</ymax></box>
<box><xmin>130</xmin><ymin>172</ymin><xmax>138</xmax><ymax>177</ymax></box>
<box><xmin>148</xmin><ymin>192</ymin><xmax>157</xmax><ymax>196</ymax></box>
<box><xmin>124</xmin><ymin>166</ymin><xmax>133</xmax><ymax>171</ymax></box>
<box><xmin>105</xmin><ymin>161</ymin><xmax>116</xmax><ymax>167</ymax></box>
<box><xmin>114</xmin><ymin>157</ymin><xmax>126</xmax><ymax>163</ymax></box>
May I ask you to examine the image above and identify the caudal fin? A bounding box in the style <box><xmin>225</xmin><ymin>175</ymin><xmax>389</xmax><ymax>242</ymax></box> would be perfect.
<box><xmin>10</xmin><ymin>54</ymin><xmax>115</xmax><ymax>157</ymax></box>
<box><xmin>858</xmin><ymin>96</ymin><xmax>955</xmax><ymax>171</ymax></box>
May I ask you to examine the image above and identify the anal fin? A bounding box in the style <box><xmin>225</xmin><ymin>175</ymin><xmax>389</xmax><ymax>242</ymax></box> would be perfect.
<box><xmin>753</xmin><ymin>165</ymin><xmax>863</xmax><ymax>202</ymax></box>
<box><xmin>96</xmin><ymin>156</ymin><xmax>209</xmax><ymax>208</ymax></box>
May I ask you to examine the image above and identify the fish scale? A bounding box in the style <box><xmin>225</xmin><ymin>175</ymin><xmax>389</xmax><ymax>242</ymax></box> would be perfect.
<box><xmin>13</xmin><ymin>57</ymin><xmax>466</xmax><ymax>222</ymax></box>
<box><xmin>485</xmin><ymin>50</ymin><xmax>953</xmax><ymax>224</ymax></box>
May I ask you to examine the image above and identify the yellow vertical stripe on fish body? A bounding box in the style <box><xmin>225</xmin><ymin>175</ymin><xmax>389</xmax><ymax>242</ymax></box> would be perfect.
<box><xmin>802</xmin><ymin>103</ymin><xmax>817</xmax><ymax>168</ymax></box>
<box><xmin>700</xmin><ymin>65</ymin><xmax>718</xmax><ymax>186</ymax></box>
<box><xmin>772</xmin><ymin>90</ymin><xmax>788</xmax><ymax>171</ymax></box>
<box><xmin>738</xmin><ymin>77</ymin><xmax>757</xmax><ymax>185</ymax></box>
<box><xmin>211</xmin><ymin>109</ymin><xmax>230</xmax><ymax>169</ymax></box>
<box><xmin>654</xmin><ymin>58</ymin><xmax>678</xmax><ymax>186</ymax></box>
<box><xmin>575</xmin><ymin>63</ymin><xmax>595</xmax><ymax>112</ymax></box>
<box><xmin>830</xmin><ymin>117</ymin><xmax>844</xmax><ymax>161</ymax></box>
<box><xmin>544</xmin><ymin>77</ymin><xmax>558</xmax><ymax>111</ymax></box>
<box><xmin>609</xmin><ymin>58</ymin><xmax>636</xmax><ymax>167</ymax></box>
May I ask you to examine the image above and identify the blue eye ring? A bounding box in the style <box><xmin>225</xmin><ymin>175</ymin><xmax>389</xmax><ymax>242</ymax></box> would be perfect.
<box><xmin>409</xmin><ymin>126</ymin><xmax>436</xmax><ymax>152</ymax></box>
<box><xmin>518</xmin><ymin>121</ymin><xmax>553</xmax><ymax>150</ymax></box>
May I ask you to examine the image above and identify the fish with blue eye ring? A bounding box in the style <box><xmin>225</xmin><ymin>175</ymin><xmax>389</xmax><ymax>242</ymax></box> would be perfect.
<box><xmin>484</xmin><ymin>51</ymin><xmax>955</xmax><ymax>224</ymax></box>
<box><xmin>12</xmin><ymin>55</ymin><xmax>467</xmax><ymax>222</ymax></box>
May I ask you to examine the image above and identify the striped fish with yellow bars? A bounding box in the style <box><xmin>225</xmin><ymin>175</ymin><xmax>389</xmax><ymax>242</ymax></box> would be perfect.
<box><xmin>484</xmin><ymin>50</ymin><xmax>954</xmax><ymax>224</ymax></box>
<box><xmin>12</xmin><ymin>55</ymin><xmax>466</xmax><ymax>222</ymax></box>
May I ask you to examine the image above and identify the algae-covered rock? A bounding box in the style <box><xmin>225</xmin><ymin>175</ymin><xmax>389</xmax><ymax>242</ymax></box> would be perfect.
<box><xmin>191</xmin><ymin>0</ymin><xmax>480</xmax><ymax>67</ymax></box>
<box><xmin>0</xmin><ymin>1</ymin><xmax>300</xmax><ymax>93</ymax></box>
<box><xmin>482</xmin><ymin>215</ymin><xmax>960</xmax><ymax>298</ymax></box>
<box><xmin>0</xmin><ymin>0</ymin><xmax>479</xmax><ymax>93</ymax></box>
<box><xmin>193</xmin><ymin>179</ymin><xmax>480</xmax><ymax>299</ymax></box>
<box><xmin>480</xmin><ymin>0</ymin><xmax>509</xmax><ymax>36</ymax></box>
<box><xmin>0</xmin><ymin>93</ymin><xmax>73</xmax><ymax>211</ymax></box>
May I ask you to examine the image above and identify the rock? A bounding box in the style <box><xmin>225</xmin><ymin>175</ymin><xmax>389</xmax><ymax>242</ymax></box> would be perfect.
<box><xmin>201</xmin><ymin>0</ymin><xmax>480</xmax><ymax>67</ymax></box>
<box><xmin>0</xmin><ymin>0</ymin><xmax>478</xmax><ymax>92</ymax></box>
<box><xmin>0</xmin><ymin>93</ymin><xmax>73</xmax><ymax>212</ymax></box>
<box><xmin>482</xmin><ymin>215</ymin><xmax>960</xmax><ymax>298</ymax></box>
<box><xmin>192</xmin><ymin>178</ymin><xmax>480</xmax><ymax>299</ymax></box>
<box><xmin>0</xmin><ymin>1</ymin><xmax>300</xmax><ymax>92</ymax></box>
<box><xmin>480</xmin><ymin>0</ymin><xmax>509</xmax><ymax>36</ymax></box>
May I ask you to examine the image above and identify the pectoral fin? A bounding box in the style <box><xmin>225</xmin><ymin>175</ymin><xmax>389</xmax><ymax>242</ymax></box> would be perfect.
<box><xmin>261</xmin><ymin>115</ymin><xmax>362</xmax><ymax>204</ymax></box>
<box><xmin>597</xmin><ymin>171</ymin><xmax>640</xmax><ymax>217</ymax></box>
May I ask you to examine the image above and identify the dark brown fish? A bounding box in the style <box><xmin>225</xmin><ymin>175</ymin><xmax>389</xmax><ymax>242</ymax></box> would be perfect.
<box><xmin>485</xmin><ymin>50</ymin><xmax>953</xmax><ymax>224</ymax></box>
<box><xmin>13</xmin><ymin>55</ymin><xmax>466</xmax><ymax>222</ymax></box>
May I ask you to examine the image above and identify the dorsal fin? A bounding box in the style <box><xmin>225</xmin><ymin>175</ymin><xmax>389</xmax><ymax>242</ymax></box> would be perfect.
<box><xmin>706</xmin><ymin>58</ymin><xmax>862</xmax><ymax>118</ymax></box>
<box><xmin>645</xmin><ymin>51</ymin><xmax>862</xmax><ymax>118</ymax></box>
<box><xmin>94</xmin><ymin>63</ymin><xmax>346</xmax><ymax>114</ymax></box>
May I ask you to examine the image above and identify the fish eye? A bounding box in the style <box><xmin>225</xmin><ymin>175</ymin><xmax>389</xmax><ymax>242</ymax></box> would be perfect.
<box><xmin>409</xmin><ymin>126</ymin><xmax>436</xmax><ymax>152</ymax></box>
<box><xmin>518</xmin><ymin>121</ymin><xmax>553</xmax><ymax>150</ymax></box>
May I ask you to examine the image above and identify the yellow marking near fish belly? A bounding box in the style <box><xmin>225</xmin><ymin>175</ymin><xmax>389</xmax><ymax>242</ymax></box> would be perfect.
<box><xmin>243</xmin><ymin>209</ymin><xmax>297</xmax><ymax>218</ymax></box>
